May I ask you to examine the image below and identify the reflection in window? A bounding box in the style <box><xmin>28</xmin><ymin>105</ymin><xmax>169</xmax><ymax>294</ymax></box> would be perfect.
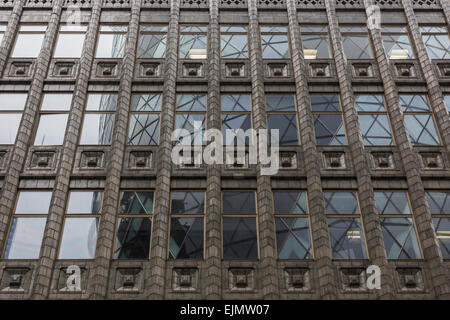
<box><xmin>426</xmin><ymin>191</ymin><xmax>450</xmax><ymax>259</ymax></box>
<box><xmin>0</xmin><ymin>25</ymin><xmax>5</xmax><ymax>44</ymax></box>
<box><xmin>222</xmin><ymin>191</ymin><xmax>258</xmax><ymax>259</ymax></box>
<box><xmin>11</xmin><ymin>25</ymin><xmax>47</xmax><ymax>58</ymax></box>
<box><xmin>138</xmin><ymin>25</ymin><xmax>167</xmax><ymax>59</ymax></box>
<box><xmin>169</xmin><ymin>191</ymin><xmax>204</xmax><ymax>259</ymax></box>
<box><xmin>54</xmin><ymin>25</ymin><xmax>87</xmax><ymax>58</ymax></box>
<box><xmin>300</xmin><ymin>25</ymin><xmax>330</xmax><ymax>59</ymax></box>
<box><xmin>221</xmin><ymin>94</ymin><xmax>252</xmax><ymax>145</ymax></box>
<box><xmin>0</xmin><ymin>93</ymin><xmax>27</xmax><ymax>144</ymax></box>
<box><xmin>179</xmin><ymin>26</ymin><xmax>207</xmax><ymax>59</ymax></box>
<box><xmin>444</xmin><ymin>95</ymin><xmax>449</xmax><ymax>113</ymax></box>
<box><xmin>175</xmin><ymin>94</ymin><xmax>206</xmax><ymax>145</ymax></box>
<box><xmin>128</xmin><ymin>94</ymin><xmax>161</xmax><ymax>145</ymax></box>
<box><xmin>114</xmin><ymin>191</ymin><xmax>154</xmax><ymax>259</ymax></box>
<box><xmin>375</xmin><ymin>191</ymin><xmax>422</xmax><ymax>259</ymax></box>
<box><xmin>95</xmin><ymin>26</ymin><xmax>127</xmax><ymax>58</ymax></box>
<box><xmin>34</xmin><ymin>93</ymin><xmax>73</xmax><ymax>146</ymax></box>
<box><xmin>356</xmin><ymin>95</ymin><xmax>394</xmax><ymax>146</ymax></box>
<box><xmin>399</xmin><ymin>95</ymin><xmax>441</xmax><ymax>146</ymax></box>
<box><xmin>311</xmin><ymin>94</ymin><xmax>347</xmax><ymax>145</ymax></box>
<box><xmin>220</xmin><ymin>26</ymin><xmax>248</xmax><ymax>59</ymax></box>
<box><xmin>4</xmin><ymin>191</ymin><xmax>52</xmax><ymax>259</ymax></box>
<box><xmin>420</xmin><ymin>26</ymin><xmax>450</xmax><ymax>60</ymax></box>
<box><xmin>261</xmin><ymin>26</ymin><xmax>290</xmax><ymax>59</ymax></box>
<box><xmin>80</xmin><ymin>94</ymin><xmax>117</xmax><ymax>145</ymax></box>
<box><xmin>59</xmin><ymin>191</ymin><xmax>102</xmax><ymax>259</ymax></box>
<box><xmin>381</xmin><ymin>27</ymin><xmax>414</xmax><ymax>59</ymax></box>
<box><xmin>340</xmin><ymin>26</ymin><xmax>373</xmax><ymax>59</ymax></box>
<box><xmin>266</xmin><ymin>95</ymin><xmax>299</xmax><ymax>145</ymax></box>
<box><xmin>273</xmin><ymin>191</ymin><xmax>312</xmax><ymax>259</ymax></box>
<box><xmin>324</xmin><ymin>192</ymin><xmax>367</xmax><ymax>259</ymax></box>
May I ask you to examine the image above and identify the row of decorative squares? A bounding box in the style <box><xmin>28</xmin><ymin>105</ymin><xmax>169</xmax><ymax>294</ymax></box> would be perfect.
<box><xmin>0</xmin><ymin>265</ymin><xmax>426</xmax><ymax>294</ymax></box>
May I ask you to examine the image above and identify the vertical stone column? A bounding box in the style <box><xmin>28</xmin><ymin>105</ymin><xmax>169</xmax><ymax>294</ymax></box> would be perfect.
<box><xmin>31</xmin><ymin>0</ymin><xmax>104</xmax><ymax>300</ymax></box>
<box><xmin>247</xmin><ymin>0</ymin><xmax>279</xmax><ymax>299</ymax></box>
<box><xmin>286</xmin><ymin>0</ymin><xmax>337</xmax><ymax>299</ymax></box>
<box><xmin>0</xmin><ymin>0</ymin><xmax>25</xmax><ymax>76</ymax></box>
<box><xmin>402</xmin><ymin>0</ymin><xmax>450</xmax><ymax>154</ymax></box>
<box><xmin>146</xmin><ymin>0</ymin><xmax>179</xmax><ymax>299</ymax></box>
<box><xmin>398</xmin><ymin>0</ymin><xmax>450</xmax><ymax>299</ymax></box>
<box><xmin>0</xmin><ymin>0</ymin><xmax>65</xmax><ymax>254</ymax></box>
<box><xmin>204</xmin><ymin>0</ymin><xmax>222</xmax><ymax>299</ymax></box>
<box><xmin>324</xmin><ymin>0</ymin><xmax>394</xmax><ymax>298</ymax></box>
<box><xmin>88</xmin><ymin>0</ymin><xmax>141</xmax><ymax>299</ymax></box>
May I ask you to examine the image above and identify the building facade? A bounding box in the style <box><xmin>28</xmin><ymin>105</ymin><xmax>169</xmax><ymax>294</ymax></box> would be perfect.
<box><xmin>0</xmin><ymin>0</ymin><xmax>449</xmax><ymax>300</ymax></box>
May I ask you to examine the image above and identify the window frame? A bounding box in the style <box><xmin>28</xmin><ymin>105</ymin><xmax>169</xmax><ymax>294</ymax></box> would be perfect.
<box><xmin>260</xmin><ymin>25</ymin><xmax>291</xmax><ymax>60</ymax></box>
<box><xmin>137</xmin><ymin>25</ymin><xmax>168</xmax><ymax>59</ymax></box>
<box><xmin>265</xmin><ymin>94</ymin><xmax>300</xmax><ymax>146</ymax></box>
<box><xmin>127</xmin><ymin>93</ymin><xmax>162</xmax><ymax>146</ymax></box>
<box><xmin>220</xmin><ymin>25</ymin><xmax>249</xmax><ymax>59</ymax></box>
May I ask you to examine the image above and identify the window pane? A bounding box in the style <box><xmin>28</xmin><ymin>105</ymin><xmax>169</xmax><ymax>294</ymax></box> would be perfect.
<box><xmin>222</xmin><ymin>114</ymin><xmax>252</xmax><ymax>145</ymax></box>
<box><xmin>266</xmin><ymin>95</ymin><xmax>296</xmax><ymax>112</ymax></box>
<box><xmin>58</xmin><ymin>217</ymin><xmax>98</xmax><ymax>259</ymax></box>
<box><xmin>358</xmin><ymin>114</ymin><xmax>394</xmax><ymax>146</ymax></box>
<box><xmin>86</xmin><ymin>94</ymin><xmax>117</xmax><ymax>111</ymax></box>
<box><xmin>222</xmin><ymin>191</ymin><xmax>256</xmax><ymax>214</ymax></box>
<box><xmin>311</xmin><ymin>95</ymin><xmax>341</xmax><ymax>111</ymax></box>
<box><xmin>328</xmin><ymin>218</ymin><xmax>367</xmax><ymax>259</ymax></box>
<box><xmin>399</xmin><ymin>95</ymin><xmax>430</xmax><ymax>112</ymax></box>
<box><xmin>444</xmin><ymin>95</ymin><xmax>450</xmax><ymax>113</ymax></box>
<box><xmin>273</xmin><ymin>191</ymin><xmax>308</xmax><ymax>214</ymax></box>
<box><xmin>422</xmin><ymin>34</ymin><xmax>450</xmax><ymax>59</ymax></box>
<box><xmin>96</xmin><ymin>33</ymin><xmax>126</xmax><ymax>58</ymax></box>
<box><xmin>169</xmin><ymin>217</ymin><xmax>204</xmax><ymax>259</ymax></box>
<box><xmin>175</xmin><ymin>114</ymin><xmax>205</xmax><ymax>145</ymax></box>
<box><xmin>374</xmin><ymin>192</ymin><xmax>411</xmax><ymax>214</ymax></box>
<box><xmin>171</xmin><ymin>191</ymin><xmax>205</xmax><ymax>214</ymax></box>
<box><xmin>426</xmin><ymin>191</ymin><xmax>450</xmax><ymax>214</ymax></box>
<box><xmin>176</xmin><ymin>95</ymin><xmax>206</xmax><ymax>111</ymax></box>
<box><xmin>342</xmin><ymin>35</ymin><xmax>373</xmax><ymax>59</ymax></box>
<box><xmin>268</xmin><ymin>114</ymin><xmax>299</xmax><ymax>146</ymax></box>
<box><xmin>4</xmin><ymin>218</ymin><xmax>46</xmax><ymax>259</ymax></box>
<box><xmin>67</xmin><ymin>192</ymin><xmax>103</xmax><ymax>214</ymax></box>
<box><xmin>433</xmin><ymin>217</ymin><xmax>450</xmax><ymax>259</ymax></box>
<box><xmin>223</xmin><ymin>217</ymin><xmax>258</xmax><ymax>259</ymax></box>
<box><xmin>261</xmin><ymin>34</ymin><xmax>290</xmax><ymax>59</ymax></box>
<box><xmin>12</xmin><ymin>34</ymin><xmax>45</xmax><ymax>58</ymax></box>
<box><xmin>119</xmin><ymin>191</ymin><xmax>154</xmax><ymax>214</ymax></box>
<box><xmin>301</xmin><ymin>34</ymin><xmax>330</xmax><ymax>59</ymax></box>
<box><xmin>314</xmin><ymin>114</ymin><xmax>347</xmax><ymax>145</ymax></box>
<box><xmin>128</xmin><ymin>114</ymin><xmax>160</xmax><ymax>145</ymax></box>
<box><xmin>179</xmin><ymin>34</ymin><xmax>207</xmax><ymax>59</ymax></box>
<box><xmin>80</xmin><ymin>114</ymin><xmax>114</xmax><ymax>145</ymax></box>
<box><xmin>34</xmin><ymin>114</ymin><xmax>69</xmax><ymax>145</ymax></box>
<box><xmin>41</xmin><ymin>94</ymin><xmax>72</xmax><ymax>111</ymax></box>
<box><xmin>54</xmin><ymin>33</ymin><xmax>85</xmax><ymax>58</ymax></box>
<box><xmin>276</xmin><ymin>217</ymin><xmax>312</xmax><ymax>259</ymax></box>
<box><xmin>114</xmin><ymin>217</ymin><xmax>151</xmax><ymax>259</ymax></box>
<box><xmin>0</xmin><ymin>93</ymin><xmax>27</xmax><ymax>111</ymax></box>
<box><xmin>380</xmin><ymin>217</ymin><xmax>421</xmax><ymax>259</ymax></box>
<box><xmin>221</xmin><ymin>34</ymin><xmax>248</xmax><ymax>59</ymax></box>
<box><xmin>404</xmin><ymin>114</ymin><xmax>440</xmax><ymax>146</ymax></box>
<box><xmin>131</xmin><ymin>94</ymin><xmax>162</xmax><ymax>111</ymax></box>
<box><xmin>15</xmin><ymin>191</ymin><xmax>52</xmax><ymax>214</ymax></box>
<box><xmin>0</xmin><ymin>113</ymin><xmax>22</xmax><ymax>144</ymax></box>
<box><xmin>138</xmin><ymin>34</ymin><xmax>166</xmax><ymax>58</ymax></box>
<box><xmin>221</xmin><ymin>95</ymin><xmax>251</xmax><ymax>112</ymax></box>
<box><xmin>324</xmin><ymin>192</ymin><xmax>359</xmax><ymax>214</ymax></box>
<box><xmin>355</xmin><ymin>95</ymin><xmax>385</xmax><ymax>112</ymax></box>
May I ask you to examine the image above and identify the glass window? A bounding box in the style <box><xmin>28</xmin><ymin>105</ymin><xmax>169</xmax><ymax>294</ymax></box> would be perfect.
<box><xmin>381</xmin><ymin>26</ymin><xmax>415</xmax><ymax>59</ymax></box>
<box><xmin>324</xmin><ymin>191</ymin><xmax>367</xmax><ymax>259</ymax></box>
<box><xmin>128</xmin><ymin>94</ymin><xmax>161</xmax><ymax>145</ymax></box>
<box><xmin>114</xmin><ymin>191</ymin><xmax>154</xmax><ymax>259</ymax></box>
<box><xmin>420</xmin><ymin>26</ymin><xmax>450</xmax><ymax>60</ymax></box>
<box><xmin>0</xmin><ymin>93</ymin><xmax>27</xmax><ymax>145</ymax></box>
<box><xmin>426</xmin><ymin>191</ymin><xmax>450</xmax><ymax>259</ymax></box>
<box><xmin>356</xmin><ymin>95</ymin><xmax>394</xmax><ymax>146</ymax></box>
<box><xmin>58</xmin><ymin>191</ymin><xmax>102</xmax><ymax>259</ymax></box>
<box><xmin>221</xmin><ymin>94</ymin><xmax>252</xmax><ymax>145</ymax></box>
<box><xmin>169</xmin><ymin>191</ymin><xmax>205</xmax><ymax>259</ymax></box>
<box><xmin>340</xmin><ymin>26</ymin><xmax>373</xmax><ymax>59</ymax></box>
<box><xmin>300</xmin><ymin>25</ymin><xmax>331</xmax><ymax>59</ymax></box>
<box><xmin>273</xmin><ymin>191</ymin><xmax>312</xmax><ymax>259</ymax></box>
<box><xmin>375</xmin><ymin>191</ymin><xmax>422</xmax><ymax>259</ymax></box>
<box><xmin>34</xmin><ymin>93</ymin><xmax>73</xmax><ymax>146</ymax></box>
<box><xmin>222</xmin><ymin>191</ymin><xmax>258</xmax><ymax>259</ymax></box>
<box><xmin>80</xmin><ymin>93</ymin><xmax>117</xmax><ymax>145</ymax></box>
<box><xmin>179</xmin><ymin>25</ymin><xmax>207</xmax><ymax>59</ymax></box>
<box><xmin>175</xmin><ymin>94</ymin><xmax>206</xmax><ymax>145</ymax></box>
<box><xmin>54</xmin><ymin>25</ymin><xmax>87</xmax><ymax>58</ymax></box>
<box><xmin>4</xmin><ymin>191</ymin><xmax>52</xmax><ymax>259</ymax></box>
<box><xmin>11</xmin><ymin>25</ymin><xmax>47</xmax><ymax>58</ymax></box>
<box><xmin>261</xmin><ymin>26</ymin><xmax>290</xmax><ymax>59</ymax></box>
<box><xmin>138</xmin><ymin>25</ymin><xmax>167</xmax><ymax>59</ymax></box>
<box><xmin>0</xmin><ymin>25</ymin><xmax>6</xmax><ymax>44</ymax></box>
<box><xmin>311</xmin><ymin>94</ymin><xmax>347</xmax><ymax>145</ymax></box>
<box><xmin>266</xmin><ymin>95</ymin><xmax>299</xmax><ymax>145</ymax></box>
<box><xmin>399</xmin><ymin>94</ymin><xmax>441</xmax><ymax>146</ymax></box>
<box><xmin>95</xmin><ymin>25</ymin><xmax>127</xmax><ymax>58</ymax></box>
<box><xmin>220</xmin><ymin>26</ymin><xmax>248</xmax><ymax>59</ymax></box>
